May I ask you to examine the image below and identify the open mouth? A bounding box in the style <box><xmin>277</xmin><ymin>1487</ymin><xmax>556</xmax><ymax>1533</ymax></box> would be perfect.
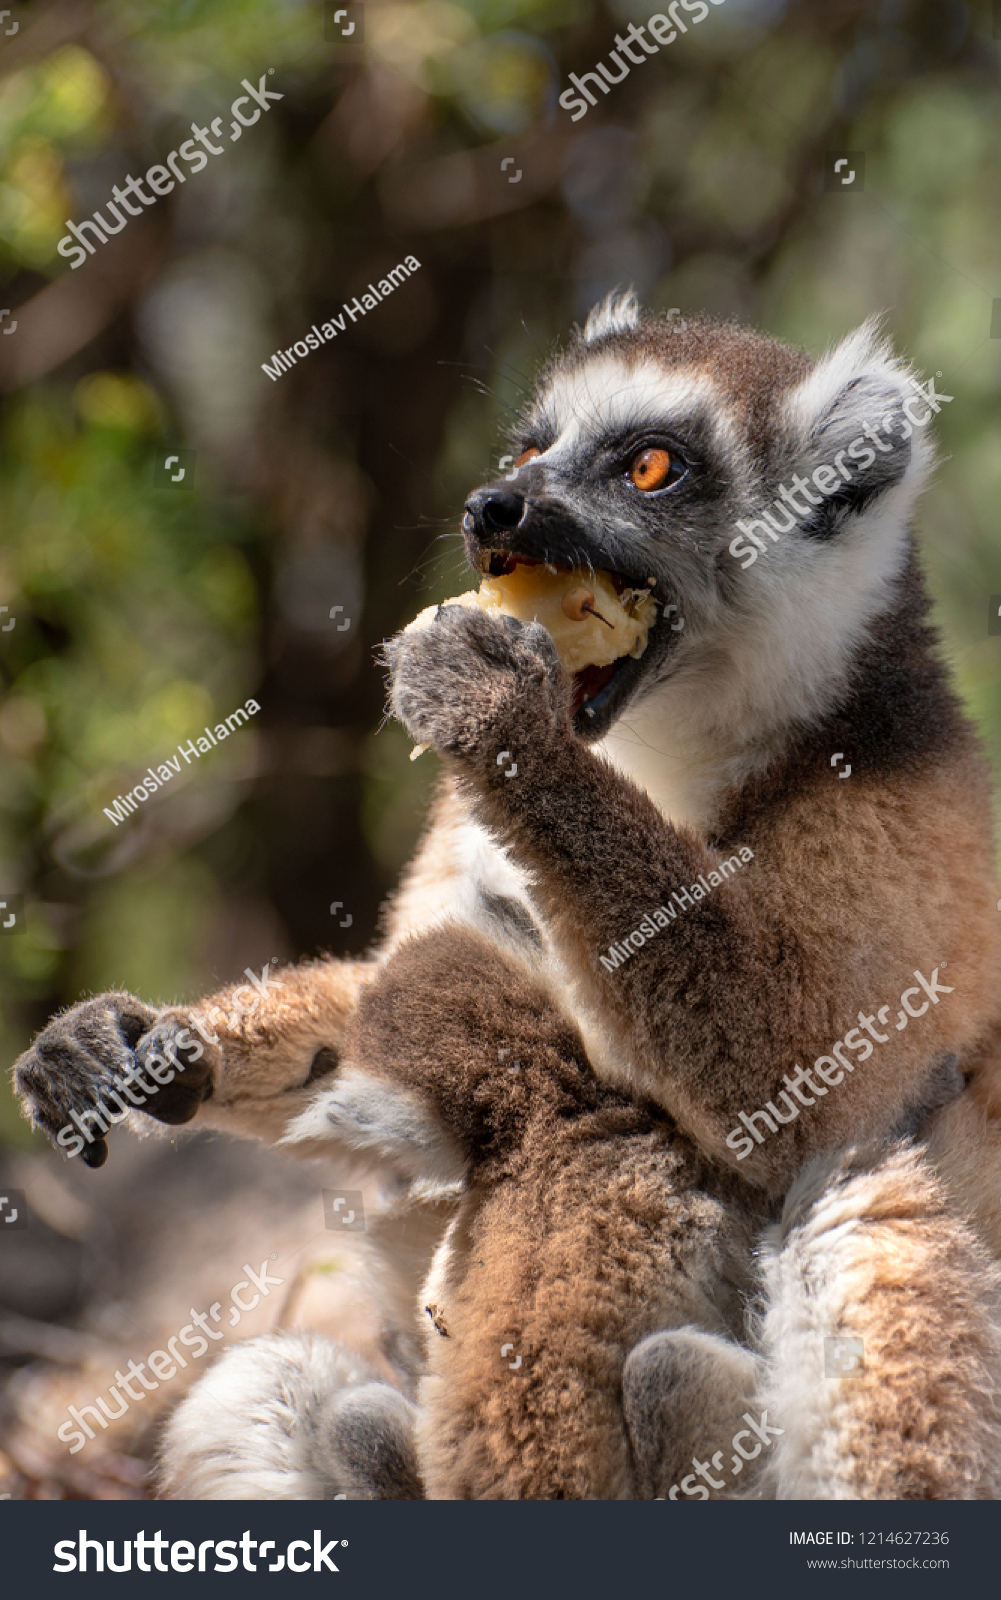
<box><xmin>570</xmin><ymin>643</ymin><xmax>663</xmax><ymax>737</ymax></box>
<box><xmin>479</xmin><ymin>549</ymin><xmax>671</xmax><ymax>738</ymax></box>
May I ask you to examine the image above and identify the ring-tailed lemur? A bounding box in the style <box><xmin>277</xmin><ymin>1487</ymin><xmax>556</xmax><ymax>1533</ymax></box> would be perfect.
<box><xmin>14</xmin><ymin>296</ymin><xmax>1001</xmax><ymax>1498</ymax></box>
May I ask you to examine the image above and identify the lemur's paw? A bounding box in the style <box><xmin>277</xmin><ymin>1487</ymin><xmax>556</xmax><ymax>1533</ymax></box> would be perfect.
<box><xmin>385</xmin><ymin>604</ymin><xmax>567</xmax><ymax>764</ymax></box>
<box><xmin>133</xmin><ymin>1011</ymin><xmax>217</xmax><ymax>1125</ymax></box>
<box><xmin>623</xmin><ymin>1328</ymin><xmax>762</xmax><ymax>1500</ymax></box>
<box><xmin>158</xmin><ymin>1332</ymin><xmax>424</xmax><ymax>1500</ymax></box>
<box><xmin>13</xmin><ymin>990</ymin><xmax>160</xmax><ymax>1169</ymax></box>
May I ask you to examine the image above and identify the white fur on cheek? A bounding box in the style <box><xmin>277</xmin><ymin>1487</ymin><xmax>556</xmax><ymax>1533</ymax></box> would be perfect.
<box><xmin>602</xmin><ymin>492</ymin><xmax>913</xmax><ymax>832</ymax></box>
<box><xmin>598</xmin><ymin>325</ymin><xmax>934</xmax><ymax>834</ymax></box>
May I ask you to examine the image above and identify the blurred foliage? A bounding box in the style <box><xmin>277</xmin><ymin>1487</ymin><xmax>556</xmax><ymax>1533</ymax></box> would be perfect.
<box><xmin>0</xmin><ymin>47</ymin><xmax>112</xmax><ymax>271</ymax></box>
<box><xmin>1</xmin><ymin>0</ymin><xmax>1000</xmax><ymax>1157</ymax></box>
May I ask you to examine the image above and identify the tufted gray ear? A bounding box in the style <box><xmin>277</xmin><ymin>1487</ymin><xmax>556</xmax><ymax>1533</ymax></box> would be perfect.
<box><xmin>778</xmin><ymin>318</ymin><xmax>937</xmax><ymax>542</ymax></box>
<box><xmin>796</xmin><ymin>374</ymin><xmax>913</xmax><ymax>539</ymax></box>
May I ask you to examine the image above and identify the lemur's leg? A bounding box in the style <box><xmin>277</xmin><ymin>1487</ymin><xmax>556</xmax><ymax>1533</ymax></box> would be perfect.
<box><xmin>925</xmin><ymin>1023</ymin><xmax>1001</xmax><ymax>1257</ymax></box>
<box><xmin>157</xmin><ymin>1332</ymin><xmax>423</xmax><ymax>1499</ymax></box>
<box><xmin>756</xmin><ymin>1140</ymin><xmax>1001</xmax><ymax>1499</ymax></box>
<box><xmin>13</xmin><ymin>957</ymin><xmax>376</xmax><ymax>1166</ymax></box>
<box><xmin>623</xmin><ymin>1329</ymin><xmax>762</xmax><ymax>1500</ymax></box>
<box><xmin>331</xmin><ymin>924</ymin><xmax>755</xmax><ymax>1499</ymax></box>
<box><xmin>385</xmin><ymin>607</ymin><xmax>998</xmax><ymax>1193</ymax></box>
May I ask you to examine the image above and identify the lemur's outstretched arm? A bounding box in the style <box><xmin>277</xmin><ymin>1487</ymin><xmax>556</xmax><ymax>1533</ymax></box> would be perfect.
<box><xmin>386</xmin><ymin>603</ymin><xmax>990</xmax><ymax>1192</ymax></box>
<box><xmin>13</xmin><ymin>956</ymin><xmax>376</xmax><ymax>1167</ymax></box>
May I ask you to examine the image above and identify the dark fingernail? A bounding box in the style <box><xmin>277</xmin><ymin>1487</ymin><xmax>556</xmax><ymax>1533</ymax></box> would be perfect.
<box><xmin>154</xmin><ymin>1084</ymin><xmax>209</xmax><ymax>1124</ymax></box>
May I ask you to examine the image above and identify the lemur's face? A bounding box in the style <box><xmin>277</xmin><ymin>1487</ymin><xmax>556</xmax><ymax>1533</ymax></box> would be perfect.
<box><xmin>462</xmin><ymin>295</ymin><xmax>929</xmax><ymax>742</ymax></box>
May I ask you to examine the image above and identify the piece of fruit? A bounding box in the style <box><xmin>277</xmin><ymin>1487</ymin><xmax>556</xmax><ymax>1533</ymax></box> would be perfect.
<box><xmin>406</xmin><ymin>565</ymin><xmax>656</xmax><ymax>675</ymax></box>
<box><xmin>403</xmin><ymin>562</ymin><xmax>659</xmax><ymax>753</ymax></box>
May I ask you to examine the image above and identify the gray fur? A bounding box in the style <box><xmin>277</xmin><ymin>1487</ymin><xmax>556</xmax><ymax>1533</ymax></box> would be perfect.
<box><xmin>623</xmin><ymin>1328</ymin><xmax>762</xmax><ymax>1499</ymax></box>
<box><xmin>158</xmin><ymin>1332</ymin><xmax>423</xmax><ymax>1500</ymax></box>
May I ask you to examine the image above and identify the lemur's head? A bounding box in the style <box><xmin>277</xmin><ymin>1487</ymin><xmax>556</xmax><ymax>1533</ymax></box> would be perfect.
<box><xmin>462</xmin><ymin>293</ymin><xmax>935</xmax><ymax>744</ymax></box>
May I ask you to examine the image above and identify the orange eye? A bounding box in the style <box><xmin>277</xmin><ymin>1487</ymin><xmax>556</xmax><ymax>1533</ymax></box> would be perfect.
<box><xmin>629</xmin><ymin>447</ymin><xmax>673</xmax><ymax>492</ymax></box>
<box><xmin>515</xmin><ymin>447</ymin><xmax>540</xmax><ymax>468</ymax></box>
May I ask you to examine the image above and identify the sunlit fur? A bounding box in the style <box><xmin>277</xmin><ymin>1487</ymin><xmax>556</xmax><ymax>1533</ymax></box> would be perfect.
<box><xmin>17</xmin><ymin>298</ymin><xmax>1001</xmax><ymax>1500</ymax></box>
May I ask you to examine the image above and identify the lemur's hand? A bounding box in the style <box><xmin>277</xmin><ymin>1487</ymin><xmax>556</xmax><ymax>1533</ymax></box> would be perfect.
<box><xmin>134</xmin><ymin>1010</ymin><xmax>219</xmax><ymax>1116</ymax></box>
<box><xmin>13</xmin><ymin>991</ymin><xmax>213</xmax><ymax>1169</ymax></box>
<box><xmin>386</xmin><ymin>606</ymin><xmax>570</xmax><ymax>771</ymax></box>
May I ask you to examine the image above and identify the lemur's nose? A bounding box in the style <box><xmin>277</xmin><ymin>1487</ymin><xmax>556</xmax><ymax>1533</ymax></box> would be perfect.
<box><xmin>463</xmin><ymin>487</ymin><xmax>526</xmax><ymax>537</ymax></box>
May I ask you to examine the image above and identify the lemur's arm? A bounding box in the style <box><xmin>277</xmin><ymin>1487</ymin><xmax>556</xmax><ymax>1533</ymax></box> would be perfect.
<box><xmin>13</xmin><ymin>956</ymin><xmax>376</xmax><ymax>1168</ymax></box>
<box><xmin>387</xmin><ymin>606</ymin><xmax>990</xmax><ymax>1191</ymax></box>
<box><xmin>13</xmin><ymin>774</ymin><xmax>475</xmax><ymax>1170</ymax></box>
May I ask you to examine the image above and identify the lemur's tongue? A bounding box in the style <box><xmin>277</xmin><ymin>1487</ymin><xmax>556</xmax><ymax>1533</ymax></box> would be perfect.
<box><xmin>570</xmin><ymin>661</ymin><xmax>618</xmax><ymax>716</ymax></box>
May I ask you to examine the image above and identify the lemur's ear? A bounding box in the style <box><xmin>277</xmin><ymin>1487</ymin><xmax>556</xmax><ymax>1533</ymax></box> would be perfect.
<box><xmin>583</xmin><ymin>288</ymin><xmax>641</xmax><ymax>345</ymax></box>
<box><xmin>780</xmin><ymin>319</ymin><xmax>934</xmax><ymax>539</ymax></box>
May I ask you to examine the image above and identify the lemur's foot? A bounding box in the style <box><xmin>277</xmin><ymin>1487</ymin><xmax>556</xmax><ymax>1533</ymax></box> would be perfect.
<box><xmin>13</xmin><ymin>991</ymin><xmax>213</xmax><ymax>1169</ymax></box>
<box><xmin>158</xmin><ymin>1332</ymin><xmax>424</xmax><ymax>1500</ymax></box>
<box><xmin>623</xmin><ymin>1328</ymin><xmax>762</xmax><ymax>1500</ymax></box>
<box><xmin>386</xmin><ymin>605</ymin><xmax>568</xmax><ymax>768</ymax></box>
